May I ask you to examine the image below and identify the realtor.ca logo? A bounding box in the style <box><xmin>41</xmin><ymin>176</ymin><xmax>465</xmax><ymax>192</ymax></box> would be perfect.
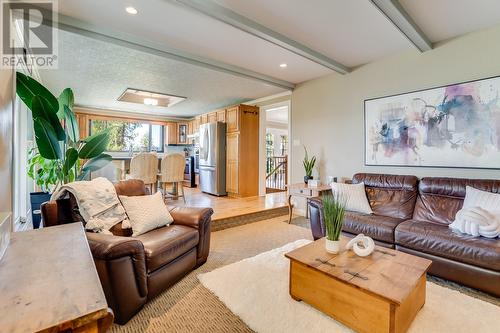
<box><xmin>1</xmin><ymin>0</ymin><xmax>58</xmax><ymax>69</ymax></box>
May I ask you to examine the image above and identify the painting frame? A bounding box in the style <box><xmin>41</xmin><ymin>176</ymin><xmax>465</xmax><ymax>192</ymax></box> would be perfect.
<box><xmin>364</xmin><ymin>74</ymin><xmax>500</xmax><ymax>170</ymax></box>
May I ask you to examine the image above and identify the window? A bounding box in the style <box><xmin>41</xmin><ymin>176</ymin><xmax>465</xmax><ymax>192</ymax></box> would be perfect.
<box><xmin>266</xmin><ymin>133</ymin><xmax>274</xmax><ymax>173</ymax></box>
<box><xmin>280</xmin><ymin>135</ymin><xmax>288</xmax><ymax>156</ymax></box>
<box><xmin>90</xmin><ymin>119</ymin><xmax>164</xmax><ymax>152</ymax></box>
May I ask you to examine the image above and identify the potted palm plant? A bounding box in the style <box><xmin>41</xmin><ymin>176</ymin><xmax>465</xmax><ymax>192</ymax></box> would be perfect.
<box><xmin>16</xmin><ymin>72</ymin><xmax>112</xmax><ymax>227</ymax></box>
<box><xmin>322</xmin><ymin>193</ymin><xmax>346</xmax><ymax>254</ymax></box>
<box><xmin>302</xmin><ymin>145</ymin><xmax>316</xmax><ymax>184</ymax></box>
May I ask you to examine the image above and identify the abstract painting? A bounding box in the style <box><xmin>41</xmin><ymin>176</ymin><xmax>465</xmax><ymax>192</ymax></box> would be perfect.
<box><xmin>365</xmin><ymin>76</ymin><xmax>500</xmax><ymax>169</ymax></box>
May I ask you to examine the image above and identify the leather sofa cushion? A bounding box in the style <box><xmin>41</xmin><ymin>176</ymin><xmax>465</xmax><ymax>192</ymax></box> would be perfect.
<box><xmin>137</xmin><ymin>225</ymin><xmax>199</xmax><ymax>273</ymax></box>
<box><xmin>352</xmin><ymin>173</ymin><xmax>418</xmax><ymax>220</ymax></box>
<box><xmin>343</xmin><ymin>211</ymin><xmax>405</xmax><ymax>243</ymax></box>
<box><xmin>413</xmin><ymin>177</ymin><xmax>500</xmax><ymax>225</ymax></box>
<box><xmin>395</xmin><ymin>220</ymin><xmax>500</xmax><ymax>271</ymax></box>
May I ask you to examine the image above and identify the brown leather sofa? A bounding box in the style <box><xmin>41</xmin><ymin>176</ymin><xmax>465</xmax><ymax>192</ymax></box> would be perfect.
<box><xmin>41</xmin><ymin>179</ymin><xmax>213</xmax><ymax>324</ymax></box>
<box><xmin>309</xmin><ymin>173</ymin><xmax>500</xmax><ymax>297</ymax></box>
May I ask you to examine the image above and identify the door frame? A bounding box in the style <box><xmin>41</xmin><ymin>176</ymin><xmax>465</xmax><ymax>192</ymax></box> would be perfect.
<box><xmin>258</xmin><ymin>100</ymin><xmax>291</xmax><ymax>196</ymax></box>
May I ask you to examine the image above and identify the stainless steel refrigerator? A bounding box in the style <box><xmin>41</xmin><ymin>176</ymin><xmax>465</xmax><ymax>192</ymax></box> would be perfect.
<box><xmin>199</xmin><ymin>122</ymin><xmax>227</xmax><ymax>196</ymax></box>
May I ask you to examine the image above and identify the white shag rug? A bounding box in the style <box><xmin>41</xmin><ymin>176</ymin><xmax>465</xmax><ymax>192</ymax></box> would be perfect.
<box><xmin>198</xmin><ymin>239</ymin><xmax>500</xmax><ymax>333</ymax></box>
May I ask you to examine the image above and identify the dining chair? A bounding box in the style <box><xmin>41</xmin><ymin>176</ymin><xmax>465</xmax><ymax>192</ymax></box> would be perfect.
<box><xmin>160</xmin><ymin>153</ymin><xmax>186</xmax><ymax>203</ymax></box>
<box><xmin>129</xmin><ymin>153</ymin><xmax>158</xmax><ymax>193</ymax></box>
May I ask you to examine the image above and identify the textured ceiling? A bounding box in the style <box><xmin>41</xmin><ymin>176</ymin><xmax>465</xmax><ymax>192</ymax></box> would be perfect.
<box><xmin>38</xmin><ymin>30</ymin><xmax>284</xmax><ymax>118</ymax></box>
<box><xmin>56</xmin><ymin>0</ymin><xmax>330</xmax><ymax>84</ymax></box>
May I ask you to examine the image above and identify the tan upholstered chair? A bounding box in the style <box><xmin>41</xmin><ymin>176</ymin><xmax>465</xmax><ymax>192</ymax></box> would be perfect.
<box><xmin>160</xmin><ymin>153</ymin><xmax>186</xmax><ymax>203</ymax></box>
<box><xmin>129</xmin><ymin>153</ymin><xmax>158</xmax><ymax>192</ymax></box>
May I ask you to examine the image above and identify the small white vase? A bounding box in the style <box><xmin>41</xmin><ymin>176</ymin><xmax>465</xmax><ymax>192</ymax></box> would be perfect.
<box><xmin>325</xmin><ymin>239</ymin><xmax>340</xmax><ymax>254</ymax></box>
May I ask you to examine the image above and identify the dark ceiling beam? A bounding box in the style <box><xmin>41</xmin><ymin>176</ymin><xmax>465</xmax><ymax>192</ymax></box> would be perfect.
<box><xmin>172</xmin><ymin>0</ymin><xmax>350</xmax><ymax>75</ymax></box>
<box><xmin>54</xmin><ymin>13</ymin><xmax>296</xmax><ymax>90</ymax></box>
<box><xmin>370</xmin><ymin>0</ymin><xmax>432</xmax><ymax>52</ymax></box>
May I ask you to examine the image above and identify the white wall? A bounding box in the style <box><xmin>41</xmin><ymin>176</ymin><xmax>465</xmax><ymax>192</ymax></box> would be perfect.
<box><xmin>0</xmin><ymin>68</ymin><xmax>14</xmax><ymax>228</ymax></box>
<box><xmin>291</xmin><ymin>24</ymin><xmax>500</xmax><ymax>184</ymax></box>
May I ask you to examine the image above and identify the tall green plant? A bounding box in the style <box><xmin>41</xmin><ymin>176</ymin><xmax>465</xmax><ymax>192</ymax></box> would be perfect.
<box><xmin>322</xmin><ymin>194</ymin><xmax>346</xmax><ymax>241</ymax></box>
<box><xmin>17</xmin><ymin>72</ymin><xmax>112</xmax><ymax>191</ymax></box>
<box><xmin>302</xmin><ymin>145</ymin><xmax>316</xmax><ymax>178</ymax></box>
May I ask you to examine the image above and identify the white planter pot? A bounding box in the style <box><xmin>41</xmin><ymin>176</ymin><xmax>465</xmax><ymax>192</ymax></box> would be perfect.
<box><xmin>325</xmin><ymin>239</ymin><xmax>340</xmax><ymax>254</ymax></box>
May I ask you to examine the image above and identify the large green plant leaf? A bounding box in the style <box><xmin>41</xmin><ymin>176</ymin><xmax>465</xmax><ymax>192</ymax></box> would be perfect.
<box><xmin>33</xmin><ymin>118</ymin><xmax>62</xmax><ymax>160</ymax></box>
<box><xmin>32</xmin><ymin>95</ymin><xmax>65</xmax><ymax>141</ymax></box>
<box><xmin>57</xmin><ymin>88</ymin><xmax>74</xmax><ymax>119</ymax></box>
<box><xmin>78</xmin><ymin>154</ymin><xmax>112</xmax><ymax>180</ymax></box>
<box><xmin>78</xmin><ymin>131</ymin><xmax>110</xmax><ymax>159</ymax></box>
<box><xmin>62</xmin><ymin>148</ymin><xmax>78</xmax><ymax>176</ymax></box>
<box><xmin>16</xmin><ymin>72</ymin><xmax>58</xmax><ymax>112</ymax></box>
<box><xmin>63</xmin><ymin>105</ymin><xmax>79</xmax><ymax>142</ymax></box>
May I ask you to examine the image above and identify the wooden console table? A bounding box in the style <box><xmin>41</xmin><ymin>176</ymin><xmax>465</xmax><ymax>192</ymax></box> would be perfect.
<box><xmin>286</xmin><ymin>183</ymin><xmax>331</xmax><ymax>223</ymax></box>
<box><xmin>0</xmin><ymin>223</ymin><xmax>113</xmax><ymax>332</ymax></box>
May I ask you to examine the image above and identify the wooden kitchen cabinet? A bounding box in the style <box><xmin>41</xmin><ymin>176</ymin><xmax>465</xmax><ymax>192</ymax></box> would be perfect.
<box><xmin>226</xmin><ymin>106</ymin><xmax>239</xmax><ymax>133</ymax></box>
<box><xmin>200</xmin><ymin>113</ymin><xmax>208</xmax><ymax>124</ymax></box>
<box><xmin>193</xmin><ymin>116</ymin><xmax>200</xmax><ymax>134</ymax></box>
<box><xmin>178</xmin><ymin>123</ymin><xmax>188</xmax><ymax>144</ymax></box>
<box><xmin>216</xmin><ymin>109</ymin><xmax>226</xmax><ymax>122</ymax></box>
<box><xmin>207</xmin><ymin>112</ymin><xmax>217</xmax><ymax>123</ymax></box>
<box><xmin>165</xmin><ymin>122</ymin><xmax>178</xmax><ymax>145</ymax></box>
<box><xmin>225</xmin><ymin>105</ymin><xmax>259</xmax><ymax>197</ymax></box>
<box><xmin>226</xmin><ymin>160</ymin><xmax>239</xmax><ymax>194</ymax></box>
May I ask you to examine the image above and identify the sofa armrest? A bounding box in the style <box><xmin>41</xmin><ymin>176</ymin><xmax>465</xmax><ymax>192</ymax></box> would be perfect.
<box><xmin>170</xmin><ymin>207</ymin><xmax>213</xmax><ymax>266</ymax></box>
<box><xmin>309</xmin><ymin>197</ymin><xmax>326</xmax><ymax>240</ymax></box>
<box><xmin>86</xmin><ymin>232</ymin><xmax>148</xmax><ymax>324</ymax></box>
<box><xmin>87</xmin><ymin>233</ymin><xmax>144</xmax><ymax>260</ymax></box>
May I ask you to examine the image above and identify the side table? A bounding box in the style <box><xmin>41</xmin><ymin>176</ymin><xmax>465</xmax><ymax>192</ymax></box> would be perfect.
<box><xmin>286</xmin><ymin>183</ymin><xmax>331</xmax><ymax>223</ymax></box>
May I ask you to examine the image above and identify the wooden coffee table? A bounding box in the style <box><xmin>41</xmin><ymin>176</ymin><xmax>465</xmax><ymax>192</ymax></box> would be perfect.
<box><xmin>285</xmin><ymin>238</ymin><xmax>432</xmax><ymax>333</ymax></box>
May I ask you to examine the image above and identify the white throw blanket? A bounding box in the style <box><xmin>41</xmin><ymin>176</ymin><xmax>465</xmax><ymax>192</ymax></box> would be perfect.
<box><xmin>449</xmin><ymin>207</ymin><xmax>500</xmax><ymax>238</ymax></box>
<box><xmin>51</xmin><ymin>177</ymin><xmax>129</xmax><ymax>234</ymax></box>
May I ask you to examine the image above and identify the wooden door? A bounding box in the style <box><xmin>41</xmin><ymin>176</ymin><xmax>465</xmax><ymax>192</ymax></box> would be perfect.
<box><xmin>226</xmin><ymin>106</ymin><xmax>239</xmax><ymax>133</ymax></box>
<box><xmin>226</xmin><ymin>133</ymin><xmax>239</xmax><ymax>194</ymax></box>
<box><xmin>208</xmin><ymin>112</ymin><xmax>217</xmax><ymax>123</ymax></box>
<box><xmin>217</xmin><ymin>109</ymin><xmax>226</xmax><ymax>123</ymax></box>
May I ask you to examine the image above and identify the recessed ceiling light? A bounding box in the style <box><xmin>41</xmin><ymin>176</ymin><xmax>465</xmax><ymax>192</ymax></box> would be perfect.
<box><xmin>125</xmin><ymin>6</ymin><xmax>138</xmax><ymax>15</ymax></box>
<box><xmin>279</xmin><ymin>63</ymin><xmax>287</xmax><ymax>68</ymax></box>
<box><xmin>118</xmin><ymin>88</ymin><xmax>187</xmax><ymax>108</ymax></box>
<box><xmin>143</xmin><ymin>98</ymin><xmax>158</xmax><ymax>106</ymax></box>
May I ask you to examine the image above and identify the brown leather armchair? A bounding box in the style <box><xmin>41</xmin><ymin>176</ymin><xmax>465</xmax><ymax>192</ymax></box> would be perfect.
<box><xmin>41</xmin><ymin>179</ymin><xmax>213</xmax><ymax>324</ymax></box>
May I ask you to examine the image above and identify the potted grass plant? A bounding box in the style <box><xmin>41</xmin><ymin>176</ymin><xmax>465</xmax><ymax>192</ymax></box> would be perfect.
<box><xmin>302</xmin><ymin>145</ymin><xmax>316</xmax><ymax>184</ymax></box>
<box><xmin>322</xmin><ymin>193</ymin><xmax>346</xmax><ymax>254</ymax></box>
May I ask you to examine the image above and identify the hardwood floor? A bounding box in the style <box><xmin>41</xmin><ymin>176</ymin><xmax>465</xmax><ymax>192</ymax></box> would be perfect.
<box><xmin>167</xmin><ymin>187</ymin><xmax>288</xmax><ymax>221</ymax></box>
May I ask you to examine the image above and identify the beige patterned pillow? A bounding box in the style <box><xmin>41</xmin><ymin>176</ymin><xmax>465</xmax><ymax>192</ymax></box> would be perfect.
<box><xmin>331</xmin><ymin>182</ymin><xmax>373</xmax><ymax>214</ymax></box>
<box><xmin>119</xmin><ymin>192</ymin><xmax>174</xmax><ymax>236</ymax></box>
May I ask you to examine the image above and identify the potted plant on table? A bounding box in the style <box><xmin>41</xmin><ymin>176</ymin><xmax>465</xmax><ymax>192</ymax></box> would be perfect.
<box><xmin>322</xmin><ymin>193</ymin><xmax>346</xmax><ymax>254</ymax></box>
<box><xmin>16</xmin><ymin>72</ymin><xmax>112</xmax><ymax>227</ymax></box>
<box><xmin>302</xmin><ymin>145</ymin><xmax>316</xmax><ymax>184</ymax></box>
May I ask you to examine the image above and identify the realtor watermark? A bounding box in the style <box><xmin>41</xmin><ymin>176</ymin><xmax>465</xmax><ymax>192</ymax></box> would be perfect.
<box><xmin>1</xmin><ymin>0</ymin><xmax>58</xmax><ymax>69</ymax></box>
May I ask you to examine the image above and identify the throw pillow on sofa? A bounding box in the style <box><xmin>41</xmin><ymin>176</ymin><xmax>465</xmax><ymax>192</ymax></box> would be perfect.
<box><xmin>331</xmin><ymin>182</ymin><xmax>373</xmax><ymax>214</ymax></box>
<box><xmin>449</xmin><ymin>186</ymin><xmax>500</xmax><ymax>238</ymax></box>
<box><xmin>119</xmin><ymin>192</ymin><xmax>174</xmax><ymax>236</ymax></box>
<box><xmin>462</xmin><ymin>186</ymin><xmax>500</xmax><ymax>211</ymax></box>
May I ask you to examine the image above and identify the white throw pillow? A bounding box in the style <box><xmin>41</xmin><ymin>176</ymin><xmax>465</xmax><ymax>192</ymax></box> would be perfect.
<box><xmin>119</xmin><ymin>192</ymin><xmax>174</xmax><ymax>236</ymax></box>
<box><xmin>331</xmin><ymin>182</ymin><xmax>373</xmax><ymax>214</ymax></box>
<box><xmin>462</xmin><ymin>186</ymin><xmax>500</xmax><ymax>212</ymax></box>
